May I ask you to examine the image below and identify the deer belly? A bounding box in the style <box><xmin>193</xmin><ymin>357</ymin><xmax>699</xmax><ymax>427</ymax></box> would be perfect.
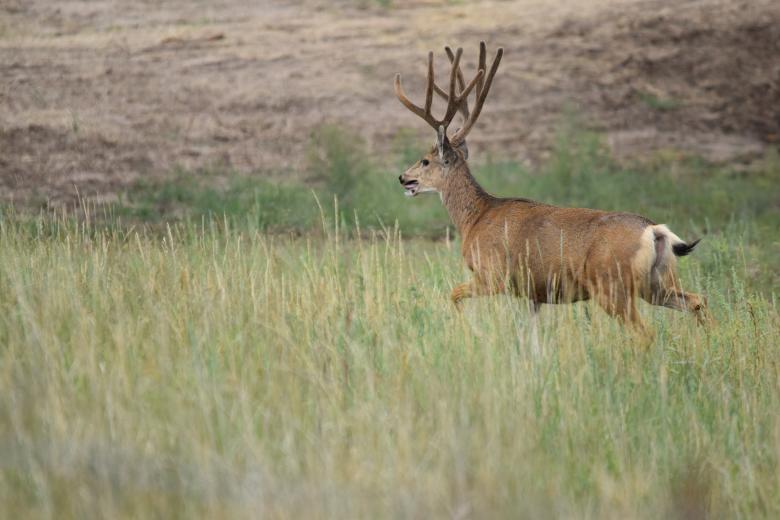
<box><xmin>464</xmin><ymin>246</ymin><xmax>588</xmax><ymax>303</ymax></box>
<box><xmin>514</xmin><ymin>266</ymin><xmax>589</xmax><ymax>304</ymax></box>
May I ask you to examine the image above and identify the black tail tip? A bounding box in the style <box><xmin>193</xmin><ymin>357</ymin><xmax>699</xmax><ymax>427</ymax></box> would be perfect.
<box><xmin>672</xmin><ymin>238</ymin><xmax>701</xmax><ymax>257</ymax></box>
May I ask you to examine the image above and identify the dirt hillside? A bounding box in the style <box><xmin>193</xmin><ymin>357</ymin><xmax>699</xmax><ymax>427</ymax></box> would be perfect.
<box><xmin>1</xmin><ymin>0</ymin><xmax>778</xmax><ymax>206</ymax></box>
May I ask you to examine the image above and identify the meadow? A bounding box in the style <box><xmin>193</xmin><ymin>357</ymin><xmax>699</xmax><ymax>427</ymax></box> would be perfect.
<box><xmin>1</xmin><ymin>128</ymin><xmax>779</xmax><ymax>518</ymax></box>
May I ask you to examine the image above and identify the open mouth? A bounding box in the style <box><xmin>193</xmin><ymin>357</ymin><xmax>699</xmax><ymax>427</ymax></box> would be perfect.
<box><xmin>403</xmin><ymin>180</ymin><xmax>419</xmax><ymax>197</ymax></box>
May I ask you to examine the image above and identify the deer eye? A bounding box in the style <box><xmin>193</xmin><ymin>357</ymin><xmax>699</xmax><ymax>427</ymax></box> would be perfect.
<box><xmin>421</xmin><ymin>159</ymin><xmax>430</xmax><ymax>166</ymax></box>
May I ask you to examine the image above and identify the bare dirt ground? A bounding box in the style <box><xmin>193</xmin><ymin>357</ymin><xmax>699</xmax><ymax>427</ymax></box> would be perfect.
<box><xmin>1</xmin><ymin>0</ymin><xmax>778</xmax><ymax>206</ymax></box>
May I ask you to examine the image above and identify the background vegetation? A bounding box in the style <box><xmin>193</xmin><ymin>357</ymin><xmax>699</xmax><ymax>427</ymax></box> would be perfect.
<box><xmin>117</xmin><ymin>124</ymin><xmax>780</xmax><ymax>291</ymax></box>
<box><xmin>1</xmin><ymin>127</ymin><xmax>779</xmax><ymax>517</ymax></box>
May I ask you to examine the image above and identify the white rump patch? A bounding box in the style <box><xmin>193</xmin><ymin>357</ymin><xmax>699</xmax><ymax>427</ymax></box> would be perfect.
<box><xmin>632</xmin><ymin>224</ymin><xmax>685</xmax><ymax>280</ymax></box>
<box><xmin>632</xmin><ymin>226</ymin><xmax>657</xmax><ymax>279</ymax></box>
<box><xmin>652</xmin><ymin>224</ymin><xmax>684</xmax><ymax>246</ymax></box>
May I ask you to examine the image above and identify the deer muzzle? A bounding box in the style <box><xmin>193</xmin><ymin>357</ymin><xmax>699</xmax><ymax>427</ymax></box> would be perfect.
<box><xmin>399</xmin><ymin>174</ymin><xmax>419</xmax><ymax>197</ymax></box>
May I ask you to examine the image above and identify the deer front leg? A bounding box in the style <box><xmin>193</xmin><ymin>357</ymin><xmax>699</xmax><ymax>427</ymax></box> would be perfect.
<box><xmin>451</xmin><ymin>281</ymin><xmax>476</xmax><ymax>309</ymax></box>
<box><xmin>451</xmin><ymin>278</ymin><xmax>507</xmax><ymax>310</ymax></box>
<box><xmin>594</xmin><ymin>287</ymin><xmax>656</xmax><ymax>347</ymax></box>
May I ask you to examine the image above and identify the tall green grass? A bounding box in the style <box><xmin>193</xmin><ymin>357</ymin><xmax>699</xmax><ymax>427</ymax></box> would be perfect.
<box><xmin>2</xmin><ymin>127</ymin><xmax>778</xmax><ymax>516</ymax></box>
<box><xmin>0</xmin><ymin>211</ymin><xmax>777</xmax><ymax>517</ymax></box>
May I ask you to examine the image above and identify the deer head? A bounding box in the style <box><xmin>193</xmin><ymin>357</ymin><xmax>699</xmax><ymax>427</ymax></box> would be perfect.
<box><xmin>395</xmin><ymin>42</ymin><xmax>503</xmax><ymax>197</ymax></box>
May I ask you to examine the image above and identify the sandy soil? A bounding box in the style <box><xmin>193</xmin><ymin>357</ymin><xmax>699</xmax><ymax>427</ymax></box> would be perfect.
<box><xmin>1</xmin><ymin>0</ymin><xmax>778</xmax><ymax>206</ymax></box>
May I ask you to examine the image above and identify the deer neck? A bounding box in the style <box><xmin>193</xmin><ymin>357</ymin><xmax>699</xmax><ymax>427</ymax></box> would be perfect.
<box><xmin>440</xmin><ymin>163</ymin><xmax>492</xmax><ymax>237</ymax></box>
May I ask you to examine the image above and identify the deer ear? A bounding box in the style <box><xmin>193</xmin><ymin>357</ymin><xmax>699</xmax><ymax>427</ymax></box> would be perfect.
<box><xmin>457</xmin><ymin>140</ymin><xmax>468</xmax><ymax>160</ymax></box>
<box><xmin>436</xmin><ymin>125</ymin><xmax>448</xmax><ymax>160</ymax></box>
<box><xmin>437</xmin><ymin>126</ymin><xmax>459</xmax><ymax>164</ymax></box>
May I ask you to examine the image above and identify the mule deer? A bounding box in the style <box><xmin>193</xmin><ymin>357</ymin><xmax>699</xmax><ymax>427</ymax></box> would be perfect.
<box><xmin>394</xmin><ymin>42</ymin><xmax>708</xmax><ymax>339</ymax></box>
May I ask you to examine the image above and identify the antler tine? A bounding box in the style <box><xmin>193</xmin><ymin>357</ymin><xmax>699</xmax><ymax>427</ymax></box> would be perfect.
<box><xmin>431</xmin><ymin>83</ymin><xmax>469</xmax><ymax>120</ymax></box>
<box><xmin>432</xmin><ymin>71</ymin><xmax>482</xmax><ymax>121</ymax></box>
<box><xmin>443</xmin><ymin>46</ymin><xmax>470</xmax><ymax>118</ymax></box>
<box><xmin>394</xmin><ymin>75</ymin><xmax>439</xmax><ymax>130</ymax></box>
<box><xmin>424</xmin><ymin>51</ymin><xmax>434</xmax><ymax>116</ymax></box>
<box><xmin>445</xmin><ymin>46</ymin><xmax>467</xmax><ymax>93</ymax></box>
<box><xmin>394</xmin><ymin>74</ymin><xmax>424</xmax><ymax>119</ymax></box>
<box><xmin>441</xmin><ymin>47</ymin><xmax>464</xmax><ymax>126</ymax></box>
<box><xmin>476</xmin><ymin>41</ymin><xmax>486</xmax><ymax>99</ymax></box>
<box><xmin>456</xmin><ymin>69</ymin><xmax>483</xmax><ymax>105</ymax></box>
<box><xmin>451</xmin><ymin>44</ymin><xmax>503</xmax><ymax>144</ymax></box>
<box><xmin>432</xmin><ymin>83</ymin><xmax>468</xmax><ymax>120</ymax></box>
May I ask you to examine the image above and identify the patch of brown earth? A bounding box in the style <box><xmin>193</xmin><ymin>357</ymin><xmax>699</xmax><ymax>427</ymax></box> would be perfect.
<box><xmin>0</xmin><ymin>0</ymin><xmax>777</xmax><ymax>206</ymax></box>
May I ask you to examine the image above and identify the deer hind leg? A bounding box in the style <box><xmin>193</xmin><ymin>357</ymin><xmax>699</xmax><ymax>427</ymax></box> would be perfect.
<box><xmin>645</xmin><ymin>267</ymin><xmax>711</xmax><ymax>326</ymax></box>
<box><xmin>647</xmin><ymin>288</ymin><xmax>710</xmax><ymax>326</ymax></box>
